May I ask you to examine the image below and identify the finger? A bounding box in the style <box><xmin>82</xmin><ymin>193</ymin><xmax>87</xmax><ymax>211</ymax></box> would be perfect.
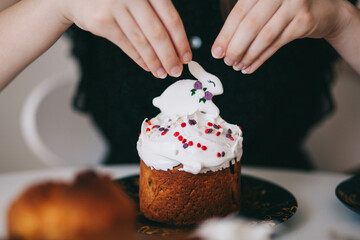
<box><xmin>240</xmin><ymin>19</ymin><xmax>300</xmax><ymax>74</ymax></box>
<box><xmin>128</xmin><ymin>0</ymin><xmax>183</xmax><ymax>77</ymax></box>
<box><xmin>212</xmin><ymin>0</ymin><xmax>258</xmax><ymax>59</ymax></box>
<box><xmin>107</xmin><ymin>24</ymin><xmax>150</xmax><ymax>72</ymax></box>
<box><xmin>115</xmin><ymin>8</ymin><xmax>167</xmax><ymax>79</ymax></box>
<box><xmin>225</xmin><ymin>0</ymin><xmax>282</xmax><ymax>66</ymax></box>
<box><xmin>149</xmin><ymin>0</ymin><xmax>192</xmax><ymax>64</ymax></box>
<box><xmin>235</xmin><ymin>4</ymin><xmax>294</xmax><ymax>70</ymax></box>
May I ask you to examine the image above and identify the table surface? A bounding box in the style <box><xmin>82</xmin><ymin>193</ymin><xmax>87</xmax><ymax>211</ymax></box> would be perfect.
<box><xmin>0</xmin><ymin>165</ymin><xmax>359</xmax><ymax>240</ymax></box>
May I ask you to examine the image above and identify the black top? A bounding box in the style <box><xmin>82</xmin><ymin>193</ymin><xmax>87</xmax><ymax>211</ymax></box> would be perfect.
<box><xmin>67</xmin><ymin>0</ymin><xmax>349</xmax><ymax>170</ymax></box>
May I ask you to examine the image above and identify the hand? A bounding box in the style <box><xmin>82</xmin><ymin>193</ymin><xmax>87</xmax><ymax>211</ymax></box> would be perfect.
<box><xmin>61</xmin><ymin>0</ymin><xmax>192</xmax><ymax>78</ymax></box>
<box><xmin>212</xmin><ymin>0</ymin><xmax>350</xmax><ymax>74</ymax></box>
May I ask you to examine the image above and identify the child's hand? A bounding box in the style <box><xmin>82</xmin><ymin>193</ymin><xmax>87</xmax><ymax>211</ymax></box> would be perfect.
<box><xmin>62</xmin><ymin>0</ymin><xmax>192</xmax><ymax>78</ymax></box>
<box><xmin>212</xmin><ymin>0</ymin><xmax>350</xmax><ymax>74</ymax></box>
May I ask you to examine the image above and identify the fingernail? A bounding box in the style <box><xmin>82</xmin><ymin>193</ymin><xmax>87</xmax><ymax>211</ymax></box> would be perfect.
<box><xmin>224</xmin><ymin>57</ymin><xmax>234</xmax><ymax>66</ymax></box>
<box><xmin>241</xmin><ymin>66</ymin><xmax>251</xmax><ymax>74</ymax></box>
<box><xmin>182</xmin><ymin>52</ymin><xmax>192</xmax><ymax>63</ymax></box>
<box><xmin>157</xmin><ymin>67</ymin><xmax>167</xmax><ymax>79</ymax></box>
<box><xmin>171</xmin><ymin>65</ymin><xmax>182</xmax><ymax>77</ymax></box>
<box><xmin>212</xmin><ymin>46</ymin><xmax>224</xmax><ymax>58</ymax></box>
<box><xmin>233</xmin><ymin>63</ymin><xmax>244</xmax><ymax>71</ymax></box>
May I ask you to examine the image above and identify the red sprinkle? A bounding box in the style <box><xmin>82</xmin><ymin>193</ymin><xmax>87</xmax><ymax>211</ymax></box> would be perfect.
<box><xmin>207</xmin><ymin>122</ymin><xmax>213</xmax><ymax>127</ymax></box>
<box><xmin>216</xmin><ymin>132</ymin><xmax>221</xmax><ymax>136</ymax></box>
<box><xmin>181</xmin><ymin>122</ymin><xmax>186</xmax><ymax>128</ymax></box>
<box><xmin>238</xmin><ymin>126</ymin><xmax>242</xmax><ymax>130</ymax></box>
<box><xmin>147</xmin><ymin>120</ymin><xmax>152</xmax><ymax>125</ymax></box>
<box><xmin>188</xmin><ymin>141</ymin><xmax>193</xmax><ymax>146</ymax></box>
<box><xmin>146</xmin><ymin>128</ymin><xmax>150</xmax><ymax>132</ymax></box>
<box><xmin>152</xmin><ymin>126</ymin><xmax>156</xmax><ymax>129</ymax></box>
<box><xmin>197</xmin><ymin>143</ymin><xmax>202</xmax><ymax>148</ymax></box>
<box><xmin>218</xmin><ymin>125</ymin><xmax>221</xmax><ymax>129</ymax></box>
<box><xmin>230</xmin><ymin>136</ymin><xmax>234</xmax><ymax>141</ymax></box>
<box><xmin>161</xmin><ymin>131</ymin><xmax>167</xmax><ymax>136</ymax></box>
<box><xmin>201</xmin><ymin>146</ymin><xmax>207</xmax><ymax>151</ymax></box>
<box><xmin>178</xmin><ymin>136</ymin><xmax>183</xmax><ymax>141</ymax></box>
<box><xmin>205</xmin><ymin>129</ymin><xmax>210</xmax><ymax>134</ymax></box>
<box><xmin>174</xmin><ymin>132</ymin><xmax>180</xmax><ymax>137</ymax></box>
<box><xmin>182</xmin><ymin>139</ymin><xmax>187</xmax><ymax>144</ymax></box>
<box><xmin>139</xmin><ymin>132</ymin><xmax>141</xmax><ymax>136</ymax></box>
<box><xmin>217</xmin><ymin>152</ymin><xmax>221</xmax><ymax>158</ymax></box>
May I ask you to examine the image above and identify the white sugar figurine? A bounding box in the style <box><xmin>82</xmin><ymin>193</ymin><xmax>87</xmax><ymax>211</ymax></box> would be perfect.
<box><xmin>152</xmin><ymin>61</ymin><xmax>224</xmax><ymax>118</ymax></box>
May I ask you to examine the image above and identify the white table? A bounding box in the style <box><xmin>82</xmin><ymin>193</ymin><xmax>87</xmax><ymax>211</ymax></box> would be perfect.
<box><xmin>0</xmin><ymin>165</ymin><xmax>359</xmax><ymax>239</ymax></box>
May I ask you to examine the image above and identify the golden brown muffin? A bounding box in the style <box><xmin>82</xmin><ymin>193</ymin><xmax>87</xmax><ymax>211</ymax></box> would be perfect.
<box><xmin>7</xmin><ymin>170</ymin><xmax>135</xmax><ymax>240</ymax></box>
<box><xmin>139</xmin><ymin>160</ymin><xmax>241</xmax><ymax>226</ymax></box>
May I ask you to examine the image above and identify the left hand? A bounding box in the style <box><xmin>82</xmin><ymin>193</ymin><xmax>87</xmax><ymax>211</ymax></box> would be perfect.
<box><xmin>212</xmin><ymin>0</ymin><xmax>349</xmax><ymax>74</ymax></box>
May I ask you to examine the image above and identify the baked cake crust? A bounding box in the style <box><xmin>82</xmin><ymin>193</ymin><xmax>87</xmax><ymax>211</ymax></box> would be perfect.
<box><xmin>139</xmin><ymin>160</ymin><xmax>241</xmax><ymax>226</ymax></box>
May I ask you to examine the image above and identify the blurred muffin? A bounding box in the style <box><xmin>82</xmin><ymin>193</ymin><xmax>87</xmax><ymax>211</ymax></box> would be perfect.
<box><xmin>7</xmin><ymin>170</ymin><xmax>135</xmax><ymax>240</ymax></box>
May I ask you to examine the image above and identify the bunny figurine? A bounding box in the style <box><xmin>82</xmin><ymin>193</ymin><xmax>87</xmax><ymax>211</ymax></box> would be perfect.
<box><xmin>153</xmin><ymin>61</ymin><xmax>224</xmax><ymax>118</ymax></box>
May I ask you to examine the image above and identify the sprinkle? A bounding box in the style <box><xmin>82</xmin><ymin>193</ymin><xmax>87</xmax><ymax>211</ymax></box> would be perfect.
<box><xmin>164</xmin><ymin>128</ymin><xmax>169</xmax><ymax>132</ymax></box>
<box><xmin>218</xmin><ymin>125</ymin><xmax>221</xmax><ymax>129</ymax></box>
<box><xmin>147</xmin><ymin>120</ymin><xmax>152</xmax><ymax>125</ymax></box>
<box><xmin>174</xmin><ymin>132</ymin><xmax>180</xmax><ymax>137</ymax></box>
<box><xmin>189</xmin><ymin>119</ymin><xmax>197</xmax><ymax>125</ymax></box>
<box><xmin>207</xmin><ymin>122</ymin><xmax>213</xmax><ymax>127</ymax></box>
<box><xmin>146</xmin><ymin>128</ymin><xmax>150</xmax><ymax>132</ymax></box>
<box><xmin>238</xmin><ymin>126</ymin><xmax>242</xmax><ymax>130</ymax></box>
<box><xmin>152</xmin><ymin>126</ymin><xmax>156</xmax><ymax>129</ymax></box>
<box><xmin>183</xmin><ymin>143</ymin><xmax>189</xmax><ymax>149</ymax></box>
<box><xmin>201</xmin><ymin>146</ymin><xmax>207</xmax><ymax>151</ymax></box>
<box><xmin>216</xmin><ymin>132</ymin><xmax>221</xmax><ymax>136</ymax></box>
<box><xmin>161</xmin><ymin>131</ymin><xmax>167</xmax><ymax>136</ymax></box>
<box><xmin>222</xmin><ymin>152</ymin><xmax>225</xmax><ymax>157</ymax></box>
<box><xmin>178</xmin><ymin>136</ymin><xmax>183</xmax><ymax>141</ymax></box>
<box><xmin>159</xmin><ymin>127</ymin><xmax>165</xmax><ymax>131</ymax></box>
<box><xmin>217</xmin><ymin>152</ymin><xmax>221</xmax><ymax>158</ymax></box>
<box><xmin>226</xmin><ymin>133</ymin><xmax>231</xmax><ymax>138</ymax></box>
<box><xmin>181</xmin><ymin>122</ymin><xmax>187</xmax><ymax>128</ymax></box>
<box><xmin>228</xmin><ymin>129</ymin><xmax>232</xmax><ymax>134</ymax></box>
<box><xmin>154</xmin><ymin>125</ymin><xmax>160</xmax><ymax>128</ymax></box>
<box><xmin>213</xmin><ymin>125</ymin><xmax>219</xmax><ymax>129</ymax></box>
<box><xmin>205</xmin><ymin>129</ymin><xmax>213</xmax><ymax>134</ymax></box>
<box><xmin>139</xmin><ymin>132</ymin><xmax>141</xmax><ymax>136</ymax></box>
<box><xmin>188</xmin><ymin>141</ymin><xmax>193</xmax><ymax>146</ymax></box>
<box><xmin>182</xmin><ymin>139</ymin><xmax>187</xmax><ymax>144</ymax></box>
<box><xmin>230</xmin><ymin>136</ymin><xmax>234</xmax><ymax>141</ymax></box>
<box><xmin>197</xmin><ymin>143</ymin><xmax>201</xmax><ymax>148</ymax></box>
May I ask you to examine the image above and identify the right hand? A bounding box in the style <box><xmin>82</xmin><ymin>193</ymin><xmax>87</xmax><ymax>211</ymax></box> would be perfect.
<box><xmin>60</xmin><ymin>0</ymin><xmax>192</xmax><ymax>78</ymax></box>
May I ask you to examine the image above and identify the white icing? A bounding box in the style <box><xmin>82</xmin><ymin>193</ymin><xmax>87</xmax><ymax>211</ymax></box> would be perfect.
<box><xmin>137</xmin><ymin>61</ymin><xmax>243</xmax><ymax>174</ymax></box>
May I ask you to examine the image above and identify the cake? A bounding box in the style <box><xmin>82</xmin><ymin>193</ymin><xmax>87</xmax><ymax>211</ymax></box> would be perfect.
<box><xmin>7</xmin><ymin>171</ymin><xmax>135</xmax><ymax>240</ymax></box>
<box><xmin>137</xmin><ymin>61</ymin><xmax>243</xmax><ymax>226</ymax></box>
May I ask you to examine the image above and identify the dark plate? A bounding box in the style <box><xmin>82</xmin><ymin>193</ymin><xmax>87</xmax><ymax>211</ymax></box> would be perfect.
<box><xmin>336</xmin><ymin>174</ymin><xmax>360</xmax><ymax>214</ymax></box>
<box><xmin>116</xmin><ymin>174</ymin><xmax>297</xmax><ymax>237</ymax></box>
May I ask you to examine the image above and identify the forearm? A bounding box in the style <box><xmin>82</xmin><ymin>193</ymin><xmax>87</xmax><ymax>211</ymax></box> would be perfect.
<box><xmin>0</xmin><ymin>0</ymin><xmax>71</xmax><ymax>91</ymax></box>
<box><xmin>326</xmin><ymin>1</ymin><xmax>360</xmax><ymax>75</ymax></box>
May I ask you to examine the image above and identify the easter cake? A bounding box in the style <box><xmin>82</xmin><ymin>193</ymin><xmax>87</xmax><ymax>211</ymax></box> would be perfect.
<box><xmin>137</xmin><ymin>61</ymin><xmax>243</xmax><ymax>226</ymax></box>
